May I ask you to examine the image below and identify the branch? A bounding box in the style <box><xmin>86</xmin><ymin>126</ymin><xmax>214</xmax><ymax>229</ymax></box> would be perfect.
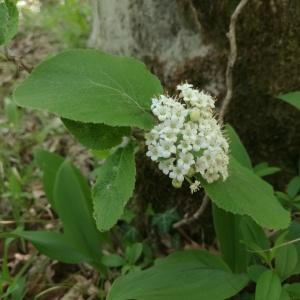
<box><xmin>218</xmin><ymin>0</ymin><xmax>249</xmax><ymax>124</ymax></box>
<box><xmin>173</xmin><ymin>0</ymin><xmax>249</xmax><ymax>229</ymax></box>
<box><xmin>173</xmin><ymin>194</ymin><xmax>209</xmax><ymax>228</ymax></box>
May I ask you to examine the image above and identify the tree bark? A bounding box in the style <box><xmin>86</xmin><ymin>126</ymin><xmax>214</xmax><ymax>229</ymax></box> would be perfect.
<box><xmin>88</xmin><ymin>0</ymin><xmax>225</xmax><ymax>95</ymax></box>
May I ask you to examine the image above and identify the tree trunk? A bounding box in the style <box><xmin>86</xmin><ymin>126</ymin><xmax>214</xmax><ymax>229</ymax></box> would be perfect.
<box><xmin>88</xmin><ymin>0</ymin><xmax>225</xmax><ymax>95</ymax></box>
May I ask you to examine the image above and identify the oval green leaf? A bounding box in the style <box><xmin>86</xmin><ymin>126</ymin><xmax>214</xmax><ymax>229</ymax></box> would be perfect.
<box><xmin>92</xmin><ymin>142</ymin><xmax>136</xmax><ymax>231</ymax></box>
<box><xmin>14</xmin><ymin>49</ymin><xmax>163</xmax><ymax>130</ymax></box>
<box><xmin>212</xmin><ymin>205</ymin><xmax>248</xmax><ymax>273</ymax></box>
<box><xmin>202</xmin><ymin>156</ymin><xmax>290</xmax><ymax>230</ymax></box>
<box><xmin>34</xmin><ymin>149</ymin><xmax>64</xmax><ymax>211</ymax></box>
<box><xmin>54</xmin><ymin>160</ymin><xmax>103</xmax><ymax>263</ymax></box>
<box><xmin>13</xmin><ymin>231</ymin><xmax>88</xmax><ymax>264</ymax></box>
<box><xmin>225</xmin><ymin>124</ymin><xmax>252</xmax><ymax>169</ymax></box>
<box><xmin>62</xmin><ymin>118</ymin><xmax>130</xmax><ymax>150</ymax></box>
<box><xmin>108</xmin><ymin>250</ymin><xmax>248</xmax><ymax>300</ymax></box>
<box><xmin>255</xmin><ymin>270</ymin><xmax>282</xmax><ymax>300</ymax></box>
<box><xmin>275</xmin><ymin>244</ymin><xmax>298</xmax><ymax>280</ymax></box>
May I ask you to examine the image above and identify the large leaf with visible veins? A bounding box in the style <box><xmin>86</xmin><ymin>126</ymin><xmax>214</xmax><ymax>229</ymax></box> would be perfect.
<box><xmin>14</xmin><ymin>49</ymin><xmax>163</xmax><ymax>130</ymax></box>
<box><xmin>202</xmin><ymin>156</ymin><xmax>290</xmax><ymax>230</ymax></box>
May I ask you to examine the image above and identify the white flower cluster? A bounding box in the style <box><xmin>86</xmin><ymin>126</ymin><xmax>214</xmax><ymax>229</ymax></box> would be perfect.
<box><xmin>145</xmin><ymin>83</ymin><xmax>229</xmax><ymax>193</ymax></box>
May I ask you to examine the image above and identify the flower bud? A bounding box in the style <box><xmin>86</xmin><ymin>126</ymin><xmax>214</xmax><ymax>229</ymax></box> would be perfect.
<box><xmin>189</xmin><ymin>109</ymin><xmax>201</xmax><ymax>122</ymax></box>
<box><xmin>172</xmin><ymin>179</ymin><xmax>183</xmax><ymax>188</ymax></box>
<box><xmin>187</xmin><ymin>166</ymin><xmax>196</xmax><ymax>177</ymax></box>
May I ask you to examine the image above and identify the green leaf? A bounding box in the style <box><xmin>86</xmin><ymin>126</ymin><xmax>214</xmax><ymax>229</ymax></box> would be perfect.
<box><xmin>293</xmin><ymin>195</ymin><xmax>300</xmax><ymax>202</ymax></box>
<box><xmin>247</xmin><ymin>264</ymin><xmax>268</xmax><ymax>283</ymax></box>
<box><xmin>284</xmin><ymin>283</ymin><xmax>300</xmax><ymax>297</ymax></box>
<box><xmin>14</xmin><ymin>49</ymin><xmax>163</xmax><ymax>130</ymax></box>
<box><xmin>239</xmin><ymin>217</ymin><xmax>269</xmax><ymax>251</ymax></box>
<box><xmin>2</xmin><ymin>275</ymin><xmax>26</xmax><ymax>300</ymax></box>
<box><xmin>4</xmin><ymin>97</ymin><xmax>20</xmax><ymax>126</ymax></box>
<box><xmin>287</xmin><ymin>176</ymin><xmax>300</xmax><ymax>198</ymax></box>
<box><xmin>54</xmin><ymin>160</ymin><xmax>102</xmax><ymax>263</ymax></box>
<box><xmin>125</xmin><ymin>243</ymin><xmax>143</xmax><ymax>265</ymax></box>
<box><xmin>277</xmin><ymin>92</ymin><xmax>300</xmax><ymax>111</ymax></box>
<box><xmin>0</xmin><ymin>3</ymin><xmax>8</xmax><ymax>45</ymax></box>
<box><xmin>0</xmin><ymin>0</ymin><xmax>18</xmax><ymax>45</ymax></box>
<box><xmin>202</xmin><ymin>156</ymin><xmax>290</xmax><ymax>230</ymax></box>
<box><xmin>14</xmin><ymin>160</ymin><xmax>103</xmax><ymax>268</ymax></box>
<box><xmin>101</xmin><ymin>254</ymin><xmax>125</xmax><ymax>268</ymax></box>
<box><xmin>254</xmin><ymin>162</ymin><xmax>281</xmax><ymax>177</ymax></box>
<box><xmin>14</xmin><ymin>231</ymin><xmax>88</xmax><ymax>264</ymax></box>
<box><xmin>107</xmin><ymin>250</ymin><xmax>249</xmax><ymax>300</ymax></box>
<box><xmin>279</xmin><ymin>289</ymin><xmax>291</xmax><ymax>300</ymax></box>
<box><xmin>62</xmin><ymin>118</ymin><xmax>130</xmax><ymax>150</ymax></box>
<box><xmin>286</xmin><ymin>221</ymin><xmax>300</xmax><ymax>276</ymax></box>
<box><xmin>275</xmin><ymin>244</ymin><xmax>298</xmax><ymax>280</ymax></box>
<box><xmin>275</xmin><ymin>192</ymin><xmax>291</xmax><ymax>204</ymax></box>
<box><xmin>255</xmin><ymin>270</ymin><xmax>282</xmax><ymax>300</ymax></box>
<box><xmin>239</xmin><ymin>217</ymin><xmax>270</xmax><ymax>264</ymax></box>
<box><xmin>212</xmin><ymin>205</ymin><xmax>248</xmax><ymax>273</ymax></box>
<box><xmin>225</xmin><ymin>124</ymin><xmax>252</xmax><ymax>169</ymax></box>
<box><xmin>92</xmin><ymin>142</ymin><xmax>136</xmax><ymax>231</ymax></box>
<box><xmin>152</xmin><ymin>208</ymin><xmax>179</xmax><ymax>234</ymax></box>
<box><xmin>272</xmin><ymin>231</ymin><xmax>289</xmax><ymax>260</ymax></box>
<box><xmin>34</xmin><ymin>149</ymin><xmax>64</xmax><ymax>211</ymax></box>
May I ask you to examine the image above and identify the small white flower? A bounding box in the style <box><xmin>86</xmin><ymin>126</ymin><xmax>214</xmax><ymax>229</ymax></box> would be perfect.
<box><xmin>177</xmin><ymin>83</ymin><xmax>193</xmax><ymax>91</ymax></box>
<box><xmin>169</xmin><ymin>165</ymin><xmax>187</xmax><ymax>182</ymax></box>
<box><xmin>181</xmin><ymin>90</ymin><xmax>195</xmax><ymax>103</ymax></box>
<box><xmin>177</xmin><ymin>152</ymin><xmax>194</xmax><ymax>171</ymax></box>
<box><xmin>192</xmin><ymin>136</ymin><xmax>208</xmax><ymax>151</ymax></box>
<box><xmin>158</xmin><ymin>140</ymin><xmax>176</xmax><ymax>158</ymax></box>
<box><xmin>178</xmin><ymin>140</ymin><xmax>193</xmax><ymax>153</ymax></box>
<box><xmin>152</xmin><ymin>104</ymin><xmax>170</xmax><ymax>121</ymax></box>
<box><xmin>190</xmin><ymin>180</ymin><xmax>201</xmax><ymax>194</ymax></box>
<box><xmin>151</xmin><ymin>97</ymin><xmax>160</xmax><ymax>110</ymax></box>
<box><xmin>158</xmin><ymin>158</ymin><xmax>175</xmax><ymax>175</ymax></box>
<box><xmin>195</xmin><ymin>157</ymin><xmax>208</xmax><ymax>174</ymax></box>
<box><xmin>146</xmin><ymin>145</ymin><xmax>160</xmax><ymax>161</ymax></box>
<box><xmin>161</xmin><ymin>128</ymin><xmax>178</xmax><ymax>143</ymax></box>
<box><xmin>190</xmin><ymin>91</ymin><xmax>215</xmax><ymax>109</ymax></box>
<box><xmin>204</xmin><ymin>171</ymin><xmax>220</xmax><ymax>183</ymax></box>
<box><xmin>173</xmin><ymin>105</ymin><xmax>188</xmax><ymax>120</ymax></box>
<box><xmin>164</xmin><ymin>117</ymin><xmax>184</xmax><ymax>133</ymax></box>
<box><xmin>182</xmin><ymin>123</ymin><xmax>198</xmax><ymax>141</ymax></box>
<box><xmin>145</xmin><ymin>131</ymin><xmax>159</xmax><ymax>146</ymax></box>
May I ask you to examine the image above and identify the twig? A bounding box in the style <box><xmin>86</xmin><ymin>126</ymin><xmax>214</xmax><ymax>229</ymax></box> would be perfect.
<box><xmin>3</xmin><ymin>46</ymin><xmax>33</xmax><ymax>73</ymax></box>
<box><xmin>248</xmin><ymin>237</ymin><xmax>300</xmax><ymax>254</ymax></box>
<box><xmin>173</xmin><ymin>0</ymin><xmax>249</xmax><ymax>229</ymax></box>
<box><xmin>218</xmin><ymin>0</ymin><xmax>249</xmax><ymax>124</ymax></box>
<box><xmin>173</xmin><ymin>194</ymin><xmax>209</xmax><ymax>228</ymax></box>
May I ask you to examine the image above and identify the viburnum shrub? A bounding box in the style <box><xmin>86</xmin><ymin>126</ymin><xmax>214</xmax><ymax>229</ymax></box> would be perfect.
<box><xmin>10</xmin><ymin>48</ymin><xmax>297</xmax><ymax>299</ymax></box>
<box><xmin>2</xmin><ymin>1</ymin><xmax>300</xmax><ymax>299</ymax></box>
